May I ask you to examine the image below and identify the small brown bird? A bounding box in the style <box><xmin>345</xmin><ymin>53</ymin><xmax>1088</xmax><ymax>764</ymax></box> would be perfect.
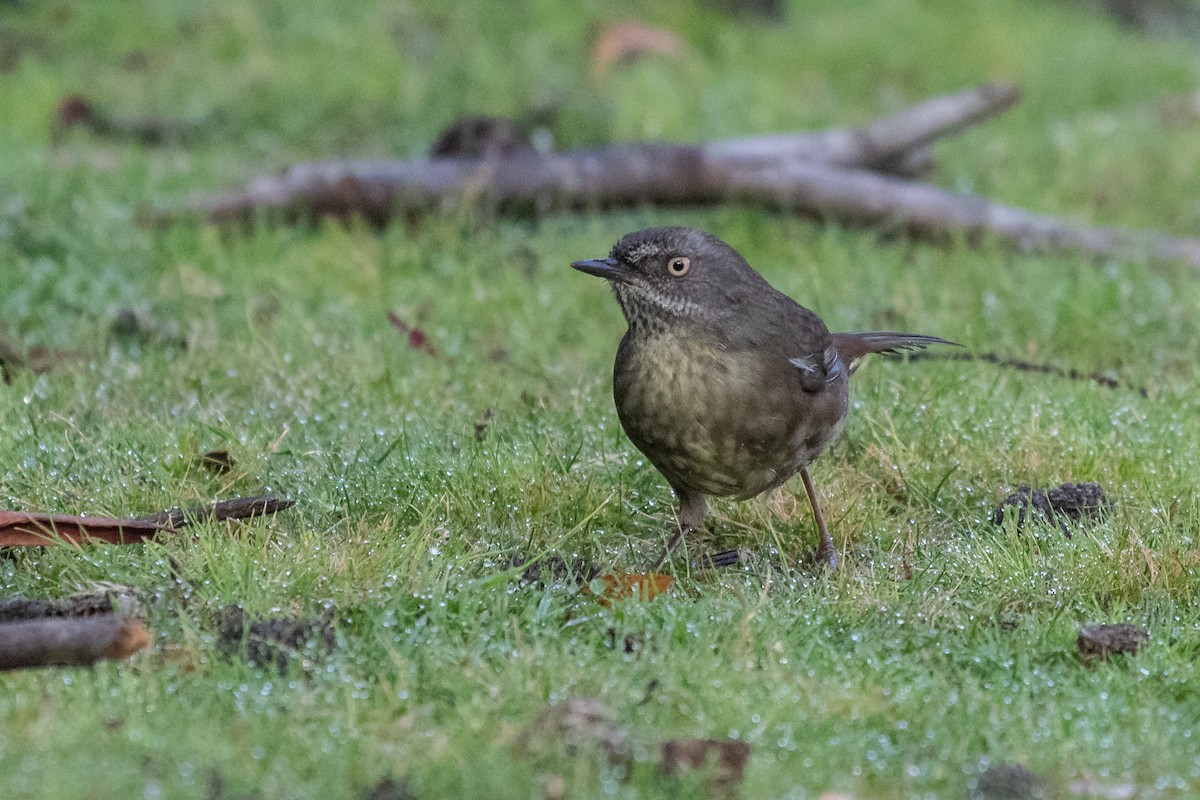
<box><xmin>572</xmin><ymin>227</ymin><xmax>956</xmax><ymax>568</ymax></box>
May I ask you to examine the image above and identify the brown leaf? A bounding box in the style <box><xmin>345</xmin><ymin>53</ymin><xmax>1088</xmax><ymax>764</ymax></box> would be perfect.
<box><xmin>0</xmin><ymin>511</ymin><xmax>165</xmax><ymax>546</ymax></box>
<box><xmin>658</xmin><ymin>738</ymin><xmax>751</xmax><ymax>794</ymax></box>
<box><xmin>0</xmin><ymin>495</ymin><xmax>293</xmax><ymax>546</ymax></box>
<box><xmin>590</xmin><ymin>21</ymin><xmax>686</xmax><ymax>79</ymax></box>
<box><xmin>589</xmin><ymin>573</ymin><xmax>673</xmax><ymax>606</ymax></box>
<box><xmin>387</xmin><ymin>310</ymin><xmax>439</xmax><ymax>356</ymax></box>
<box><xmin>103</xmin><ymin>618</ymin><xmax>152</xmax><ymax>659</ymax></box>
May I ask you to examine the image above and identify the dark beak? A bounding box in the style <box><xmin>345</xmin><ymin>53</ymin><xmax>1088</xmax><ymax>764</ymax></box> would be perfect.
<box><xmin>570</xmin><ymin>257</ymin><xmax>633</xmax><ymax>284</ymax></box>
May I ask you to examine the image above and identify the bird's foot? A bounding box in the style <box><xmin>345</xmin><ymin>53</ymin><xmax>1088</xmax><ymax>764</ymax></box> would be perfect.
<box><xmin>805</xmin><ymin>541</ymin><xmax>839</xmax><ymax>570</ymax></box>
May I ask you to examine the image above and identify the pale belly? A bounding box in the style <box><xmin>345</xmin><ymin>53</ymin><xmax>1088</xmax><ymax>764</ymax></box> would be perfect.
<box><xmin>613</xmin><ymin>332</ymin><xmax>849</xmax><ymax>500</ymax></box>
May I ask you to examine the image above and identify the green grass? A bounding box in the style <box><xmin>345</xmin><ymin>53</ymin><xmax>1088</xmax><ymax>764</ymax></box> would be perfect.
<box><xmin>3</xmin><ymin>1</ymin><xmax>1200</xmax><ymax>797</ymax></box>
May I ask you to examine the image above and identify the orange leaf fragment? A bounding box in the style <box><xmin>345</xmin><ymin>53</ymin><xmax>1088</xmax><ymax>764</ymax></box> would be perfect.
<box><xmin>590</xmin><ymin>21</ymin><xmax>686</xmax><ymax>79</ymax></box>
<box><xmin>591</xmin><ymin>573</ymin><xmax>673</xmax><ymax>605</ymax></box>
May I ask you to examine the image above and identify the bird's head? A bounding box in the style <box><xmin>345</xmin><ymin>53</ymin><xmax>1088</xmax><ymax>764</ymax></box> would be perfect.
<box><xmin>571</xmin><ymin>227</ymin><xmax>767</xmax><ymax>331</ymax></box>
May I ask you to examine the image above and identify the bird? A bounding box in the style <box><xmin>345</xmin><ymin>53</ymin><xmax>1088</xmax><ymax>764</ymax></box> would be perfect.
<box><xmin>571</xmin><ymin>226</ymin><xmax>957</xmax><ymax>568</ymax></box>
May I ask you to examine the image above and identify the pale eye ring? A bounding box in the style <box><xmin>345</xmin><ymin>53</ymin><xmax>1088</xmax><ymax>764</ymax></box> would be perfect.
<box><xmin>667</xmin><ymin>256</ymin><xmax>691</xmax><ymax>276</ymax></box>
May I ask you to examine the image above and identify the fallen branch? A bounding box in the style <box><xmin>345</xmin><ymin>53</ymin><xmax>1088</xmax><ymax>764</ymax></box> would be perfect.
<box><xmin>136</xmin><ymin>494</ymin><xmax>295</xmax><ymax>529</ymax></box>
<box><xmin>726</xmin><ymin>160</ymin><xmax>1200</xmax><ymax>269</ymax></box>
<box><xmin>0</xmin><ymin>589</ymin><xmax>140</xmax><ymax>622</ymax></box>
<box><xmin>0</xmin><ymin>614</ymin><xmax>151</xmax><ymax>671</ymax></box>
<box><xmin>145</xmin><ymin>83</ymin><xmax>1019</xmax><ymax>225</ymax></box>
<box><xmin>142</xmin><ymin>80</ymin><xmax>1200</xmax><ymax>269</ymax></box>
<box><xmin>0</xmin><ymin>494</ymin><xmax>293</xmax><ymax>547</ymax></box>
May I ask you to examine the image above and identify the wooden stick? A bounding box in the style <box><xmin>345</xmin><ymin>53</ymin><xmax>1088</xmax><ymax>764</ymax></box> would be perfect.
<box><xmin>136</xmin><ymin>494</ymin><xmax>295</xmax><ymax>529</ymax></box>
<box><xmin>728</xmin><ymin>159</ymin><xmax>1200</xmax><ymax>269</ymax></box>
<box><xmin>0</xmin><ymin>615</ymin><xmax>151</xmax><ymax>671</ymax></box>
<box><xmin>145</xmin><ymin>83</ymin><xmax>1020</xmax><ymax>226</ymax></box>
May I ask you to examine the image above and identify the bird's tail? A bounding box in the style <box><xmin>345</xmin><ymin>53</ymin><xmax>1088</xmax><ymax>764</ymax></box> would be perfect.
<box><xmin>831</xmin><ymin>331</ymin><xmax>960</xmax><ymax>375</ymax></box>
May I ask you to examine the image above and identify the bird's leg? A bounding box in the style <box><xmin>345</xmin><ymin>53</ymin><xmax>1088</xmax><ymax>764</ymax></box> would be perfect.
<box><xmin>653</xmin><ymin>489</ymin><xmax>707</xmax><ymax>569</ymax></box>
<box><xmin>800</xmin><ymin>466</ymin><xmax>839</xmax><ymax>569</ymax></box>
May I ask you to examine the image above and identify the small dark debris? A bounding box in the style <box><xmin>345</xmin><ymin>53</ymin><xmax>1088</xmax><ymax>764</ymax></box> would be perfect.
<box><xmin>972</xmin><ymin>762</ymin><xmax>1044</xmax><ymax>800</ymax></box>
<box><xmin>993</xmin><ymin>482</ymin><xmax>1108</xmax><ymax>536</ymax></box>
<box><xmin>658</xmin><ymin>738</ymin><xmax>751</xmax><ymax>795</ymax></box>
<box><xmin>109</xmin><ymin>308</ymin><xmax>187</xmax><ymax>349</ymax></box>
<box><xmin>386</xmin><ymin>311</ymin><xmax>438</xmax><ymax>357</ymax></box>
<box><xmin>1088</xmin><ymin>0</ymin><xmax>1200</xmax><ymax>39</ymax></box>
<box><xmin>1078</xmin><ymin>623</ymin><xmax>1149</xmax><ymax>659</ymax></box>
<box><xmin>121</xmin><ymin>49</ymin><xmax>150</xmax><ymax>71</ymax></box>
<box><xmin>0</xmin><ymin>334</ymin><xmax>81</xmax><ymax>383</ymax></box>
<box><xmin>697</xmin><ymin>549</ymin><xmax>741</xmax><ymax>569</ymax></box>
<box><xmin>53</xmin><ymin>93</ymin><xmax>221</xmax><ymax>145</ymax></box>
<box><xmin>507</xmin><ymin>554</ymin><xmax>600</xmax><ymax>587</ymax></box>
<box><xmin>473</xmin><ymin>408</ymin><xmax>494</xmax><ymax>442</ymax></box>
<box><xmin>214</xmin><ymin>605</ymin><xmax>336</xmax><ymax>672</ymax></box>
<box><xmin>429</xmin><ymin>115</ymin><xmax>534</xmax><ymax>159</ymax></box>
<box><xmin>0</xmin><ymin>588</ymin><xmax>140</xmax><ymax>622</ymax></box>
<box><xmin>201</xmin><ymin>450</ymin><xmax>236</xmax><ymax>475</ymax></box>
<box><xmin>56</xmin><ymin>94</ymin><xmax>96</xmax><ymax>129</ymax></box>
<box><xmin>361</xmin><ymin>778</ymin><xmax>417</xmax><ymax>800</ymax></box>
<box><xmin>606</xmin><ymin>627</ymin><xmax>652</xmax><ymax>655</ymax></box>
<box><xmin>518</xmin><ymin>696</ymin><xmax>630</xmax><ymax>769</ymax></box>
<box><xmin>703</xmin><ymin>0</ymin><xmax>784</xmax><ymax>19</ymax></box>
<box><xmin>205</xmin><ymin>772</ymin><xmax>260</xmax><ymax>800</ymax></box>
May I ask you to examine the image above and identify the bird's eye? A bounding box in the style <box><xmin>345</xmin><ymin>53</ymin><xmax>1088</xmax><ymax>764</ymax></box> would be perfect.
<box><xmin>666</xmin><ymin>256</ymin><xmax>691</xmax><ymax>277</ymax></box>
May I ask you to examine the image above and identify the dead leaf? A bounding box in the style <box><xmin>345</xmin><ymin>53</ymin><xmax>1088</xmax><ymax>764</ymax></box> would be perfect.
<box><xmin>658</xmin><ymin>738</ymin><xmax>751</xmax><ymax>795</ymax></box>
<box><xmin>103</xmin><ymin>618</ymin><xmax>152</xmax><ymax>659</ymax></box>
<box><xmin>588</xmin><ymin>573</ymin><xmax>673</xmax><ymax>606</ymax></box>
<box><xmin>0</xmin><ymin>511</ymin><xmax>165</xmax><ymax>546</ymax></box>
<box><xmin>387</xmin><ymin>310</ymin><xmax>439</xmax><ymax>356</ymax></box>
<box><xmin>0</xmin><ymin>495</ymin><xmax>293</xmax><ymax>546</ymax></box>
<box><xmin>590</xmin><ymin>21</ymin><xmax>686</xmax><ymax>79</ymax></box>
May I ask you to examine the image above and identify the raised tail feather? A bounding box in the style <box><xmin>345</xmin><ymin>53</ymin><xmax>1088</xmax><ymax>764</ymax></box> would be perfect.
<box><xmin>831</xmin><ymin>331</ymin><xmax>960</xmax><ymax>375</ymax></box>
